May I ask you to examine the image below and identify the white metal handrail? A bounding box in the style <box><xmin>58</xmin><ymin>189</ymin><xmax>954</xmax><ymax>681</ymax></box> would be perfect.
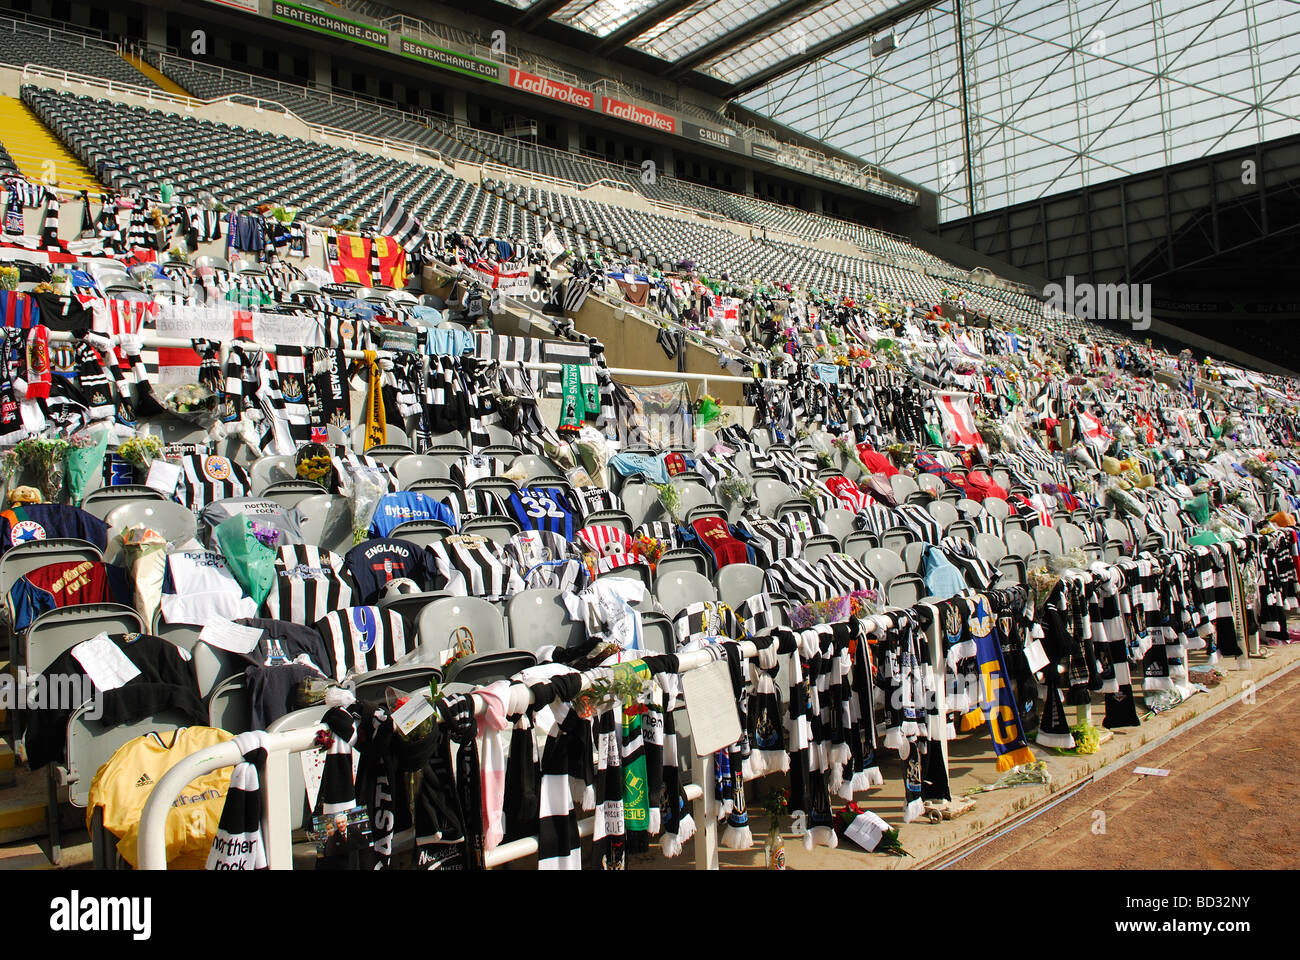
<box><xmin>154</xmin><ymin>53</ymin><xmax>452</xmax><ymax>130</ymax></box>
<box><xmin>0</xmin><ymin>13</ymin><xmax>118</xmax><ymax>52</ymax></box>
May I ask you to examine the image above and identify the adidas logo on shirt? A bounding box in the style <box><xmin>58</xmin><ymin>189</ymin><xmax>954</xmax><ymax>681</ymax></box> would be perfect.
<box><xmin>136</xmin><ymin>773</ymin><xmax>154</xmax><ymax>787</ymax></box>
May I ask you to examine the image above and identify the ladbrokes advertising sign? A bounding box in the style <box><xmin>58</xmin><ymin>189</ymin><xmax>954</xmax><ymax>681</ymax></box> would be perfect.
<box><xmin>600</xmin><ymin>96</ymin><xmax>676</xmax><ymax>134</ymax></box>
<box><xmin>508</xmin><ymin>69</ymin><xmax>594</xmax><ymax>110</ymax></box>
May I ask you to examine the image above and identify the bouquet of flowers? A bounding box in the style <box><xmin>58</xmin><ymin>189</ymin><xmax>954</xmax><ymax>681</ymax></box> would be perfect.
<box><xmin>162</xmin><ymin>383</ymin><xmax>220</xmax><ymax>429</ymax></box>
<box><xmin>632</xmin><ymin>534</ymin><xmax>667</xmax><ymax>570</ymax></box>
<box><xmin>791</xmin><ymin>595</ymin><xmax>851</xmax><ymax>629</ymax></box>
<box><xmin>3</xmin><ymin>436</ymin><xmax>70</xmax><ymax>503</ymax></box>
<box><xmin>337</xmin><ymin>459</ymin><xmax>388</xmax><ymax>545</ymax></box>
<box><xmin>835</xmin><ymin>802</ymin><xmax>907</xmax><ymax>856</ymax></box>
<box><xmin>716</xmin><ymin>473</ymin><xmax>753</xmax><ymax>508</ymax></box>
<box><xmin>654</xmin><ymin>482</ymin><xmax>684</xmax><ymax>524</ymax></box>
<box><xmin>117</xmin><ymin>433</ymin><xmax>164</xmax><ymax>471</ymax></box>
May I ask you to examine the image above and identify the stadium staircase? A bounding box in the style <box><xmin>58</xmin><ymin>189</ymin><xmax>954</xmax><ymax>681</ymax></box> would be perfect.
<box><xmin>0</xmin><ymin>95</ymin><xmax>99</xmax><ymax>191</ymax></box>
<box><xmin>120</xmin><ymin>51</ymin><xmax>192</xmax><ymax>98</ymax></box>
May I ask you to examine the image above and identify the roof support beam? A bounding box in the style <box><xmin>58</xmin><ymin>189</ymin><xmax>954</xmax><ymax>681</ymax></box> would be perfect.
<box><xmin>723</xmin><ymin>0</ymin><xmax>938</xmax><ymax>97</ymax></box>
<box><xmin>664</xmin><ymin>0</ymin><xmax>824</xmax><ymax>78</ymax></box>
<box><xmin>594</xmin><ymin>0</ymin><xmax>701</xmax><ymax>54</ymax></box>
<box><xmin>516</xmin><ymin>0</ymin><xmax>571</xmax><ymax>30</ymax></box>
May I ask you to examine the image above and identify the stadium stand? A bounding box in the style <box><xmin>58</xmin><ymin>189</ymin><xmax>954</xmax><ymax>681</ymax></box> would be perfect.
<box><xmin>0</xmin><ymin>6</ymin><xmax>1296</xmax><ymax>882</ymax></box>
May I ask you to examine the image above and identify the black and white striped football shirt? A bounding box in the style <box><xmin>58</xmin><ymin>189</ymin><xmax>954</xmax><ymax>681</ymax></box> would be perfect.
<box><xmin>316</xmin><ymin>605</ymin><xmax>413</xmax><ymax>681</ymax></box>
<box><xmin>427</xmin><ymin>535</ymin><xmax>525</xmax><ymax>601</ymax></box>
<box><xmin>264</xmin><ymin>544</ymin><xmax>354</xmax><ymax>625</ymax></box>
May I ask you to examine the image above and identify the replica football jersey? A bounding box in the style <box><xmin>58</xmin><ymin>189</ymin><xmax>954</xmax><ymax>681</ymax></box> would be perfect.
<box><xmin>369</xmin><ymin>491</ymin><xmax>458</xmax><ymax>539</ymax></box>
<box><xmin>7</xmin><ymin>559</ymin><xmax>132</xmax><ymax>631</ymax></box>
<box><xmin>159</xmin><ymin>550</ymin><xmax>259</xmax><ymax>624</ymax></box>
<box><xmin>174</xmin><ymin>454</ymin><xmax>251</xmax><ymax>510</ymax></box>
<box><xmin>200</xmin><ymin>498</ymin><xmax>307</xmax><ymax>550</ymax></box>
<box><xmin>0</xmin><ymin>503</ymin><xmax>108</xmax><ymax>554</ymax></box>
<box><xmin>505</xmin><ymin>485</ymin><xmax>578</xmax><ymax>540</ymax></box>
<box><xmin>315</xmin><ymin>605</ymin><xmax>412</xmax><ymax>680</ymax></box>
<box><xmin>344</xmin><ymin>538</ymin><xmax>437</xmax><ymax>604</ymax></box>
<box><xmin>263</xmin><ymin>544</ymin><xmax>353</xmax><ymax>625</ymax></box>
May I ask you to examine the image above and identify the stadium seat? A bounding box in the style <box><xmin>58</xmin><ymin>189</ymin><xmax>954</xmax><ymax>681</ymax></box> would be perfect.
<box><xmin>843</xmin><ymin>530</ymin><xmax>878</xmax><ymax>561</ymax></box>
<box><xmin>0</xmin><ymin>539</ymin><xmax>104</xmax><ymax>606</ymax></box>
<box><xmin>389</xmin><ymin>519</ymin><xmax>454</xmax><ymax>548</ymax></box>
<box><xmin>417</xmin><ymin>595</ymin><xmax>508</xmax><ymax>654</ymax></box>
<box><xmin>296</xmin><ymin>494</ymin><xmax>356</xmax><ymax>554</ymax></box>
<box><xmin>394</xmin><ymin>455</ymin><xmax>447</xmax><ymax>487</ymax></box>
<box><xmin>261</xmin><ymin>480</ymin><xmax>326</xmax><ymax>508</ymax></box>
<box><xmin>105</xmin><ymin>501</ymin><xmax>198</xmax><ymax>549</ymax></box>
<box><xmin>80</xmin><ymin>485</ymin><xmax>167</xmax><ymax>521</ymax></box>
<box><xmin>23</xmin><ymin>603</ymin><xmax>145</xmax><ymax>678</ymax></box>
<box><xmin>460</xmin><ymin>516</ymin><xmax>522</xmax><ymax>545</ymax></box>
<box><xmin>862</xmin><ymin>548</ymin><xmax>905</xmax><ymax>585</ymax></box>
<box><xmin>654</xmin><ymin>570</ymin><xmax>716</xmax><ymax>617</ymax></box>
<box><xmin>715</xmin><ymin>562</ymin><xmax>764</xmax><ymax>608</ymax></box>
<box><xmin>507</xmin><ymin>588</ymin><xmax>583</xmax><ymax>650</ymax></box>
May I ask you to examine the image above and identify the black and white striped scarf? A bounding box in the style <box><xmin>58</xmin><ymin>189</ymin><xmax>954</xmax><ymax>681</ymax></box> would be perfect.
<box><xmin>206</xmin><ymin>731</ymin><xmax>270</xmax><ymax>870</ymax></box>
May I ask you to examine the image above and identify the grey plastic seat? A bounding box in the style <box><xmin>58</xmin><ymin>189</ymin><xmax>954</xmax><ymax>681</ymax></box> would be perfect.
<box><xmin>974</xmin><ymin>532</ymin><xmax>1008</xmax><ymax>564</ymax></box>
<box><xmin>395</xmin><ymin>455</ymin><xmax>447</xmax><ymax>487</ymax></box>
<box><xmin>581</xmin><ymin>509</ymin><xmax>633</xmax><ymax>533</ymax></box>
<box><xmin>152</xmin><ymin>618</ymin><xmax>203</xmax><ymax>653</ymax></box>
<box><xmin>250</xmin><ymin>455</ymin><xmax>297</xmax><ymax>495</ymax></box>
<box><xmin>190</xmin><ymin>638</ymin><xmax>250</xmax><ymax>702</ymax></box>
<box><xmin>902</xmin><ymin>540</ymin><xmax>925</xmax><ymax>574</ymax></box>
<box><xmin>881</xmin><ymin>526</ymin><xmax>915</xmax><ymax>554</ymax></box>
<box><xmin>886</xmin><ymin>573</ymin><xmax>924</xmax><ymax>607</ymax></box>
<box><xmin>1032</xmin><ymin>524</ymin><xmax>1063</xmax><ymax>556</ymax></box>
<box><xmin>996</xmin><ymin>554</ymin><xmax>1027</xmax><ymax>585</ymax></box>
<box><xmin>364</xmin><ymin>444</ymin><xmax>416</xmax><ymax>469</ymax></box>
<box><xmin>509</xmin><ymin>454</ymin><xmax>562</xmax><ymax>483</ymax></box>
<box><xmin>926</xmin><ymin>499</ymin><xmax>959</xmax><ymax>530</ymax></box>
<box><xmin>916</xmin><ymin>474</ymin><xmax>943</xmax><ymax>498</ymax></box>
<box><xmin>889</xmin><ymin>475</ymin><xmax>919</xmax><ymax>501</ymax></box>
<box><xmin>616</xmin><ymin>482</ymin><xmax>659</xmax><ymax>527</ymax></box>
<box><xmin>1103</xmin><ymin>518</ymin><xmax>1130</xmax><ymax>542</ymax></box>
<box><xmin>842</xmin><ymin>530</ymin><xmax>878</xmax><ymax>561</ymax></box>
<box><xmin>955</xmin><ymin>498</ymin><xmax>983</xmax><ymax>518</ymax></box>
<box><xmin>1057</xmin><ymin>522</ymin><xmax>1088</xmax><ymax>552</ymax></box>
<box><xmin>24</xmin><ymin>603</ymin><xmax>145</xmax><ymax>677</ymax></box>
<box><xmin>207</xmin><ymin>676</ymin><xmax>252</xmax><ymax>733</ymax></box>
<box><xmin>654</xmin><ymin>570</ymin><xmax>716</xmax><ymax>617</ymax></box>
<box><xmin>459</xmin><ymin>516</ymin><xmax>522</xmax><ymax>546</ymax></box>
<box><xmin>1004</xmin><ymin>527</ymin><xmax>1035</xmax><ymax>559</ymax></box>
<box><xmin>388</xmin><ymin>519</ymin><xmax>454</xmax><ymax>548</ymax></box>
<box><xmin>261</xmin><ymin>480</ymin><xmax>326</xmax><ymax>509</ymax></box>
<box><xmin>640</xmin><ymin>613</ymin><xmax>673</xmax><ymax>654</ymax></box>
<box><xmin>981</xmin><ymin>496</ymin><xmax>1011</xmax><ymax>520</ymax></box>
<box><xmin>80</xmin><ymin>484</ymin><xmax>166</xmax><ymax>521</ymax></box>
<box><xmin>57</xmin><ymin>706</ymin><xmax>194</xmax><ymax>866</ymax></box>
<box><xmin>347</xmin><ymin>664</ymin><xmax>443</xmax><ymax>704</ymax></box>
<box><xmin>821</xmin><ymin>507</ymin><xmax>856</xmax><ymax>542</ymax></box>
<box><xmin>442</xmin><ymin>649</ymin><xmax>537</xmax><ymax>687</ymax></box>
<box><xmin>105</xmin><ymin>500</ymin><xmax>197</xmax><ymax>547</ymax></box>
<box><xmin>296</xmin><ymin>494</ymin><xmax>356</xmax><ymax>554</ymax></box>
<box><xmin>754</xmin><ymin>478</ymin><xmax>793</xmax><ymax>515</ymax></box>
<box><xmin>507</xmin><ymin>588</ymin><xmax>583</xmax><ymax>650</ymax></box>
<box><xmin>802</xmin><ymin>534</ymin><xmax>839</xmax><ymax>563</ymax></box>
<box><xmin>862</xmin><ymin>547</ymin><xmax>905</xmax><ymax>585</ymax></box>
<box><xmin>417</xmin><ymin>595</ymin><xmax>508</xmax><ymax>654</ymax></box>
<box><xmin>656</xmin><ymin>547</ymin><xmax>709</xmax><ymax>579</ymax></box>
<box><xmin>715</xmin><ymin>562</ymin><xmax>764</xmax><ymax>608</ymax></box>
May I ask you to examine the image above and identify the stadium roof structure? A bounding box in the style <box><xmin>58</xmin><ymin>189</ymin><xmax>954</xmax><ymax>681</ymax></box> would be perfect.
<box><xmin>457</xmin><ymin>0</ymin><xmax>934</xmax><ymax>94</ymax></box>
